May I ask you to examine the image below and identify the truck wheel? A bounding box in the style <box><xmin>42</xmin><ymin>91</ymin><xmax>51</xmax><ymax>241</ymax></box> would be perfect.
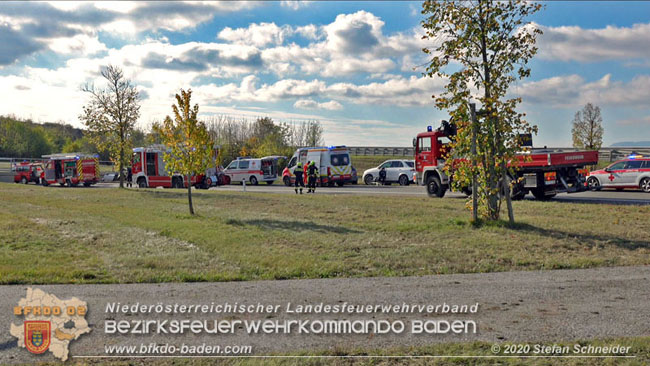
<box><xmin>640</xmin><ymin>177</ymin><xmax>650</xmax><ymax>193</ymax></box>
<box><xmin>461</xmin><ymin>187</ymin><xmax>472</xmax><ymax>196</ymax></box>
<box><xmin>83</xmin><ymin>182</ymin><xmax>91</xmax><ymax>187</ymax></box>
<box><xmin>21</xmin><ymin>177</ymin><xmax>28</xmax><ymax>184</ymax></box>
<box><xmin>283</xmin><ymin>176</ymin><xmax>291</xmax><ymax>186</ymax></box>
<box><xmin>426</xmin><ymin>176</ymin><xmax>446</xmax><ymax>198</ymax></box>
<box><xmin>587</xmin><ymin>177</ymin><xmax>601</xmax><ymax>191</ymax></box>
<box><xmin>337</xmin><ymin>181</ymin><xmax>345</xmax><ymax>187</ymax></box>
<box><xmin>399</xmin><ymin>175</ymin><xmax>409</xmax><ymax>186</ymax></box>
<box><xmin>250</xmin><ymin>176</ymin><xmax>258</xmax><ymax>185</ymax></box>
<box><xmin>138</xmin><ymin>178</ymin><xmax>147</xmax><ymax>188</ymax></box>
<box><xmin>364</xmin><ymin>175</ymin><xmax>373</xmax><ymax>185</ymax></box>
<box><xmin>266</xmin><ymin>181</ymin><xmax>273</xmax><ymax>185</ymax></box>
<box><xmin>66</xmin><ymin>179</ymin><xmax>73</xmax><ymax>187</ymax></box>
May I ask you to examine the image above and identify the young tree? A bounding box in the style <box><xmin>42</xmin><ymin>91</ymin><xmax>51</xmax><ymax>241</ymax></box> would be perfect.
<box><xmin>304</xmin><ymin>120</ymin><xmax>324</xmax><ymax>146</ymax></box>
<box><xmin>80</xmin><ymin>65</ymin><xmax>140</xmax><ymax>188</ymax></box>
<box><xmin>154</xmin><ymin>89</ymin><xmax>212</xmax><ymax>215</ymax></box>
<box><xmin>422</xmin><ymin>0</ymin><xmax>542</xmax><ymax>222</ymax></box>
<box><xmin>572</xmin><ymin>103</ymin><xmax>604</xmax><ymax>150</ymax></box>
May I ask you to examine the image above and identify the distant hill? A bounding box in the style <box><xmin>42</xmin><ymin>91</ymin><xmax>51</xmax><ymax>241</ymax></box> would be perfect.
<box><xmin>611</xmin><ymin>141</ymin><xmax>650</xmax><ymax>147</ymax></box>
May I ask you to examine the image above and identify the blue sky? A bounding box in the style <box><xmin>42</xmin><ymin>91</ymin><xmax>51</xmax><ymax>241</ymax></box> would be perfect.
<box><xmin>0</xmin><ymin>1</ymin><xmax>649</xmax><ymax>146</ymax></box>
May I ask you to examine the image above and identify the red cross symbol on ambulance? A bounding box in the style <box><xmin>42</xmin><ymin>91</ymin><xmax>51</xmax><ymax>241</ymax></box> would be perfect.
<box><xmin>608</xmin><ymin>174</ymin><xmax>615</xmax><ymax>182</ymax></box>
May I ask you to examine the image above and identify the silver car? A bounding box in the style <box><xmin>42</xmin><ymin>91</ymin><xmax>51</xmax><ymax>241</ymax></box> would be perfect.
<box><xmin>587</xmin><ymin>157</ymin><xmax>650</xmax><ymax>192</ymax></box>
<box><xmin>363</xmin><ymin>160</ymin><xmax>415</xmax><ymax>186</ymax></box>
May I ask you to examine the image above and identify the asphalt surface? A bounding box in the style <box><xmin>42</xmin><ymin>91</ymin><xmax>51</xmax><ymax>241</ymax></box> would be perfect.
<box><xmin>49</xmin><ymin>181</ymin><xmax>650</xmax><ymax>205</ymax></box>
<box><xmin>211</xmin><ymin>183</ymin><xmax>650</xmax><ymax>205</ymax></box>
<box><xmin>2</xmin><ymin>266</ymin><xmax>649</xmax><ymax>363</ymax></box>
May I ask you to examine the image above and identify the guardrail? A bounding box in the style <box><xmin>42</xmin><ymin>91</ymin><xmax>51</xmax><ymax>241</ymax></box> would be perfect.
<box><xmin>347</xmin><ymin>146</ymin><xmax>650</xmax><ymax>161</ymax></box>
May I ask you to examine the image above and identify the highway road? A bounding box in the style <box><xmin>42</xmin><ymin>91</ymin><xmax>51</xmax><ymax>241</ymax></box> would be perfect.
<box><xmin>46</xmin><ymin>181</ymin><xmax>650</xmax><ymax>205</ymax></box>
<box><xmin>209</xmin><ymin>183</ymin><xmax>650</xmax><ymax>205</ymax></box>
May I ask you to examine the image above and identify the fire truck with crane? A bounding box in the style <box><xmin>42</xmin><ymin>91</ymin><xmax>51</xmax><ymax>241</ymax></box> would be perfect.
<box><xmin>41</xmin><ymin>153</ymin><xmax>100</xmax><ymax>187</ymax></box>
<box><xmin>413</xmin><ymin>121</ymin><xmax>599</xmax><ymax>200</ymax></box>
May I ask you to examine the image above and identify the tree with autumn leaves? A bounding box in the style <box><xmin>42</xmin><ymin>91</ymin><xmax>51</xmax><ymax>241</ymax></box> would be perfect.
<box><xmin>422</xmin><ymin>0</ymin><xmax>543</xmax><ymax>222</ymax></box>
<box><xmin>154</xmin><ymin>89</ymin><xmax>213</xmax><ymax>215</ymax></box>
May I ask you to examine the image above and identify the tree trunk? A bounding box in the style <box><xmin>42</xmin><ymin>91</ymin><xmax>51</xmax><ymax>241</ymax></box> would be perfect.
<box><xmin>502</xmin><ymin>164</ymin><xmax>514</xmax><ymax>224</ymax></box>
<box><xmin>187</xmin><ymin>174</ymin><xmax>194</xmax><ymax>215</ymax></box>
<box><xmin>118</xmin><ymin>137</ymin><xmax>125</xmax><ymax>188</ymax></box>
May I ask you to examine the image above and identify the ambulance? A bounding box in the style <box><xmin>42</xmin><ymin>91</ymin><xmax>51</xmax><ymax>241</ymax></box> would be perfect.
<box><xmin>282</xmin><ymin>146</ymin><xmax>353</xmax><ymax>187</ymax></box>
<box><xmin>223</xmin><ymin>156</ymin><xmax>284</xmax><ymax>185</ymax></box>
<box><xmin>41</xmin><ymin>153</ymin><xmax>100</xmax><ymax>187</ymax></box>
<box><xmin>131</xmin><ymin>145</ymin><xmax>208</xmax><ymax>188</ymax></box>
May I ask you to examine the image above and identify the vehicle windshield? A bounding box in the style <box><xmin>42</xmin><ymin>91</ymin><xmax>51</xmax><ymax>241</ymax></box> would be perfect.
<box><xmin>608</xmin><ymin>162</ymin><xmax>626</xmax><ymax>170</ymax></box>
<box><xmin>330</xmin><ymin>153</ymin><xmax>350</xmax><ymax>166</ymax></box>
<box><xmin>226</xmin><ymin>161</ymin><xmax>237</xmax><ymax>169</ymax></box>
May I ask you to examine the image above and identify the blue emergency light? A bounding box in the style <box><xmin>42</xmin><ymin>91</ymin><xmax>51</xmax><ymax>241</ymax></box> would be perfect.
<box><xmin>427</xmin><ymin>126</ymin><xmax>432</xmax><ymax>132</ymax></box>
<box><xmin>628</xmin><ymin>154</ymin><xmax>642</xmax><ymax>159</ymax></box>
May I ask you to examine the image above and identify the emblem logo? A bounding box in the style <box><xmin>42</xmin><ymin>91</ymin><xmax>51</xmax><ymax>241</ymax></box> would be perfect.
<box><xmin>24</xmin><ymin>321</ymin><xmax>51</xmax><ymax>354</ymax></box>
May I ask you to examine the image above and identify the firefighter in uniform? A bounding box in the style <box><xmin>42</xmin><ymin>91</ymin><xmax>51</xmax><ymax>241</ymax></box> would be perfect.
<box><xmin>307</xmin><ymin>161</ymin><xmax>319</xmax><ymax>193</ymax></box>
<box><xmin>293</xmin><ymin>163</ymin><xmax>304</xmax><ymax>194</ymax></box>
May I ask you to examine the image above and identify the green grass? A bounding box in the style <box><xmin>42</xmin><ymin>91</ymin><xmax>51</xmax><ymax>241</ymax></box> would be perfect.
<box><xmin>0</xmin><ymin>183</ymin><xmax>648</xmax><ymax>284</ymax></box>
<box><xmin>27</xmin><ymin>337</ymin><xmax>650</xmax><ymax>365</ymax></box>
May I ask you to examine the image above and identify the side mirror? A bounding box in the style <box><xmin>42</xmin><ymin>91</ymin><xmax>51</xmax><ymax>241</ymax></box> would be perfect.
<box><xmin>412</xmin><ymin>138</ymin><xmax>417</xmax><ymax>147</ymax></box>
<box><xmin>604</xmin><ymin>168</ymin><xmax>611</xmax><ymax>172</ymax></box>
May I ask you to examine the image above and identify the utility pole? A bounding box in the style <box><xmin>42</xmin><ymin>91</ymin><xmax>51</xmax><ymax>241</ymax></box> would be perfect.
<box><xmin>470</xmin><ymin>103</ymin><xmax>478</xmax><ymax>222</ymax></box>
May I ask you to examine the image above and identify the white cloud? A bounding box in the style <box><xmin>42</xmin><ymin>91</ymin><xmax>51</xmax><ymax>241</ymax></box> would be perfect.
<box><xmin>280</xmin><ymin>1</ymin><xmax>311</xmax><ymax>11</ymax></box>
<box><xmin>537</xmin><ymin>22</ymin><xmax>650</xmax><ymax>62</ymax></box>
<box><xmin>518</xmin><ymin>74</ymin><xmax>650</xmax><ymax>108</ymax></box>
<box><xmin>294</xmin><ymin>99</ymin><xmax>343</xmax><ymax>111</ymax></box>
<box><xmin>47</xmin><ymin>33</ymin><xmax>107</xmax><ymax>55</ymax></box>
<box><xmin>617</xmin><ymin>116</ymin><xmax>650</xmax><ymax>126</ymax></box>
<box><xmin>218</xmin><ymin>23</ymin><xmax>293</xmax><ymax>47</ymax></box>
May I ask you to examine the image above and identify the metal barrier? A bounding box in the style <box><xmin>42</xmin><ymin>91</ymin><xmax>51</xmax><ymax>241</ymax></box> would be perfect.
<box><xmin>347</xmin><ymin>146</ymin><xmax>650</xmax><ymax>161</ymax></box>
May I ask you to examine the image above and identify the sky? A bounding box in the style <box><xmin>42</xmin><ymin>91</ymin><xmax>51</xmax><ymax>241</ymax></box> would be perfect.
<box><xmin>0</xmin><ymin>1</ymin><xmax>649</xmax><ymax>147</ymax></box>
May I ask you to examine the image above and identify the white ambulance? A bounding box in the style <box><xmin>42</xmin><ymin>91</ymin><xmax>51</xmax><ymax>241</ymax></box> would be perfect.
<box><xmin>223</xmin><ymin>156</ymin><xmax>284</xmax><ymax>185</ymax></box>
<box><xmin>282</xmin><ymin>146</ymin><xmax>353</xmax><ymax>187</ymax></box>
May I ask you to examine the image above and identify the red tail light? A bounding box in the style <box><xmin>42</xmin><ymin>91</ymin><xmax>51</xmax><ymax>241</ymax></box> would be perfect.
<box><xmin>327</xmin><ymin>167</ymin><xmax>331</xmax><ymax>176</ymax></box>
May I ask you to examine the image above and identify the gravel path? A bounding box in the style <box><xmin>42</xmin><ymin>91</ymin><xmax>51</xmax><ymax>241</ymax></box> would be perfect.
<box><xmin>1</xmin><ymin>266</ymin><xmax>649</xmax><ymax>363</ymax></box>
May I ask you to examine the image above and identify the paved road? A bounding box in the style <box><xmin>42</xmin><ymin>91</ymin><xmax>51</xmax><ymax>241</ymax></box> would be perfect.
<box><xmin>23</xmin><ymin>181</ymin><xmax>650</xmax><ymax>205</ymax></box>
<box><xmin>212</xmin><ymin>183</ymin><xmax>650</xmax><ymax>205</ymax></box>
<box><xmin>1</xmin><ymin>266</ymin><xmax>649</xmax><ymax>363</ymax></box>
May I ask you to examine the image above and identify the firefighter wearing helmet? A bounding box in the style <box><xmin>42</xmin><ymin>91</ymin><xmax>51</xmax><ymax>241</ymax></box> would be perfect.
<box><xmin>307</xmin><ymin>161</ymin><xmax>319</xmax><ymax>193</ymax></box>
<box><xmin>293</xmin><ymin>163</ymin><xmax>304</xmax><ymax>194</ymax></box>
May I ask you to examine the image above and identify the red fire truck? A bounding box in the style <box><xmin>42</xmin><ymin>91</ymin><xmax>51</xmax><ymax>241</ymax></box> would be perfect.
<box><xmin>131</xmin><ymin>145</ymin><xmax>209</xmax><ymax>189</ymax></box>
<box><xmin>41</xmin><ymin>154</ymin><xmax>100</xmax><ymax>187</ymax></box>
<box><xmin>413</xmin><ymin>123</ymin><xmax>599</xmax><ymax>200</ymax></box>
<box><xmin>13</xmin><ymin>161</ymin><xmax>44</xmax><ymax>184</ymax></box>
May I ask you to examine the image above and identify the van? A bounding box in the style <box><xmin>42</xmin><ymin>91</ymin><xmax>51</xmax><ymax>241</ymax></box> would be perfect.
<box><xmin>224</xmin><ymin>156</ymin><xmax>284</xmax><ymax>185</ymax></box>
<box><xmin>282</xmin><ymin>146</ymin><xmax>353</xmax><ymax>187</ymax></box>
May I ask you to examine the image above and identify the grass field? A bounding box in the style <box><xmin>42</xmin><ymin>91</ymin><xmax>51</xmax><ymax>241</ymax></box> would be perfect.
<box><xmin>28</xmin><ymin>337</ymin><xmax>650</xmax><ymax>365</ymax></box>
<box><xmin>0</xmin><ymin>183</ymin><xmax>648</xmax><ymax>284</ymax></box>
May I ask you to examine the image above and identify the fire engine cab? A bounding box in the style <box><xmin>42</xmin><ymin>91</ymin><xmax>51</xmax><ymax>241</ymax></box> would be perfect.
<box><xmin>41</xmin><ymin>153</ymin><xmax>100</xmax><ymax>187</ymax></box>
<box><xmin>13</xmin><ymin>161</ymin><xmax>44</xmax><ymax>184</ymax></box>
<box><xmin>131</xmin><ymin>145</ymin><xmax>208</xmax><ymax>189</ymax></box>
